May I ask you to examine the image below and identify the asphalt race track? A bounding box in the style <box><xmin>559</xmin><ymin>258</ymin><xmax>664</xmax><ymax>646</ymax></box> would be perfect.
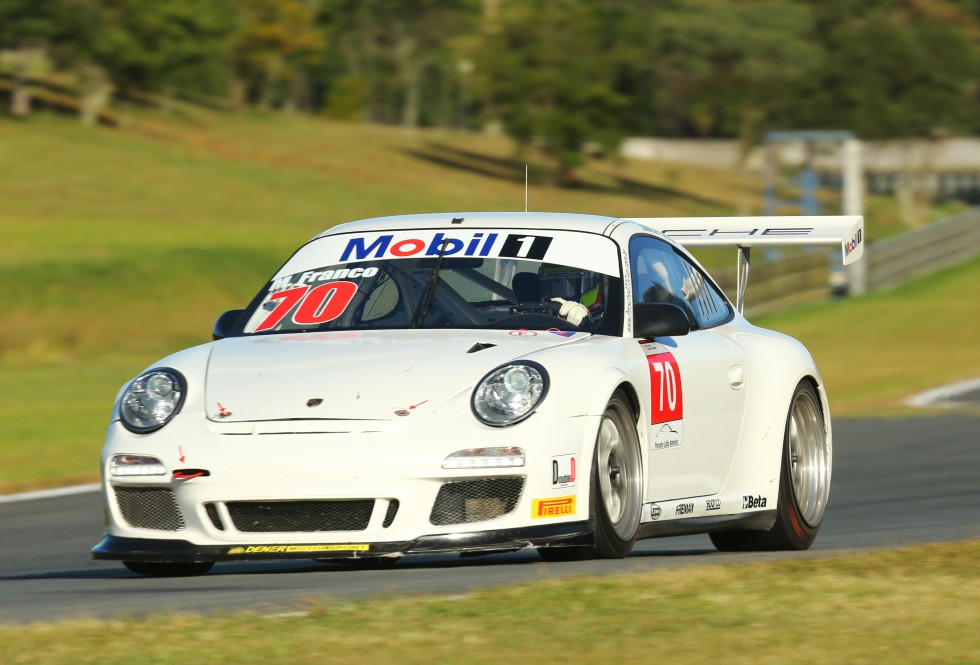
<box><xmin>1</xmin><ymin>415</ymin><xmax>978</xmax><ymax>624</ymax></box>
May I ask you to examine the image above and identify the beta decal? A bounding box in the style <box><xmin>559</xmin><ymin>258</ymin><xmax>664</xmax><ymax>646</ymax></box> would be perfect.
<box><xmin>551</xmin><ymin>454</ymin><xmax>577</xmax><ymax>489</ymax></box>
<box><xmin>743</xmin><ymin>495</ymin><xmax>768</xmax><ymax>509</ymax></box>
<box><xmin>227</xmin><ymin>544</ymin><xmax>369</xmax><ymax>554</ymax></box>
<box><xmin>255</xmin><ymin>281</ymin><xmax>358</xmax><ymax>332</ymax></box>
<box><xmin>532</xmin><ymin>496</ymin><xmax>576</xmax><ymax>519</ymax></box>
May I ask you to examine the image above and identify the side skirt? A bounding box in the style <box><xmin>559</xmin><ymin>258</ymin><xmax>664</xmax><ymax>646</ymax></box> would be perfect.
<box><xmin>637</xmin><ymin>510</ymin><xmax>777</xmax><ymax>540</ymax></box>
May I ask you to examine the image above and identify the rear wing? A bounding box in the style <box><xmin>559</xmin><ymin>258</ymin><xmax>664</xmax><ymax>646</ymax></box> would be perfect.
<box><xmin>627</xmin><ymin>215</ymin><xmax>864</xmax><ymax>313</ymax></box>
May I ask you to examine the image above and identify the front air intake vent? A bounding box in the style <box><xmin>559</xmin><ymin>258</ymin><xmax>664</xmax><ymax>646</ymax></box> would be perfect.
<box><xmin>430</xmin><ymin>477</ymin><xmax>525</xmax><ymax>526</ymax></box>
<box><xmin>204</xmin><ymin>502</ymin><xmax>225</xmax><ymax>531</ymax></box>
<box><xmin>114</xmin><ymin>486</ymin><xmax>186</xmax><ymax>531</ymax></box>
<box><xmin>382</xmin><ymin>499</ymin><xmax>399</xmax><ymax>528</ymax></box>
<box><xmin>226</xmin><ymin>500</ymin><xmax>374</xmax><ymax>532</ymax></box>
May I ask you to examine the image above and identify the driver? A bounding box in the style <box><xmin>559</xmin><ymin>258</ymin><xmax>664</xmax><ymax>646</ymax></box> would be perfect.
<box><xmin>550</xmin><ymin>297</ymin><xmax>589</xmax><ymax>326</ymax></box>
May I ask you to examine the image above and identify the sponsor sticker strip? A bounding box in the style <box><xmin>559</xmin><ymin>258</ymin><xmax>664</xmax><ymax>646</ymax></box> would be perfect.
<box><xmin>227</xmin><ymin>544</ymin><xmax>370</xmax><ymax>555</ymax></box>
<box><xmin>643</xmin><ymin>496</ymin><xmax>769</xmax><ymax>523</ymax></box>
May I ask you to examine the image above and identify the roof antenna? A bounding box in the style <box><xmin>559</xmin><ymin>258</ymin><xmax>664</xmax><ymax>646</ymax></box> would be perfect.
<box><xmin>524</xmin><ymin>164</ymin><xmax>529</xmax><ymax>213</ymax></box>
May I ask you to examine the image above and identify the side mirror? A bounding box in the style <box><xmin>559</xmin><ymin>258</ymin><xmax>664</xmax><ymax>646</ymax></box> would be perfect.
<box><xmin>634</xmin><ymin>303</ymin><xmax>691</xmax><ymax>339</ymax></box>
<box><xmin>213</xmin><ymin>309</ymin><xmax>245</xmax><ymax>341</ymax></box>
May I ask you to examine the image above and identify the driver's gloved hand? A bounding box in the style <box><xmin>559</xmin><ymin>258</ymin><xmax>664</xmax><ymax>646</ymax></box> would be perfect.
<box><xmin>550</xmin><ymin>298</ymin><xmax>588</xmax><ymax>326</ymax></box>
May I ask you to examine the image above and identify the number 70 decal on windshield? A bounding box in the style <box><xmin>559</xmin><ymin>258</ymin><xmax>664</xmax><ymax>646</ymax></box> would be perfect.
<box><xmin>255</xmin><ymin>281</ymin><xmax>358</xmax><ymax>332</ymax></box>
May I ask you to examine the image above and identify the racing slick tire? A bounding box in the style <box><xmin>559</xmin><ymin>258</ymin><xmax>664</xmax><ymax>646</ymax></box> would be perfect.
<box><xmin>539</xmin><ymin>391</ymin><xmax>642</xmax><ymax>561</ymax></box>
<box><xmin>123</xmin><ymin>561</ymin><xmax>215</xmax><ymax>577</ymax></box>
<box><xmin>710</xmin><ymin>380</ymin><xmax>828</xmax><ymax>552</ymax></box>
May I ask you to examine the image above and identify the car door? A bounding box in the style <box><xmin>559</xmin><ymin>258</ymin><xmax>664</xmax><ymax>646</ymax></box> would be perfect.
<box><xmin>629</xmin><ymin>235</ymin><xmax>747</xmax><ymax>501</ymax></box>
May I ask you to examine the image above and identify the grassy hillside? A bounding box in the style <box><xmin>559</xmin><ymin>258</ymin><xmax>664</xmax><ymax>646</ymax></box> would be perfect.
<box><xmin>757</xmin><ymin>256</ymin><xmax>980</xmax><ymax>416</ymax></box>
<box><xmin>0</xmin><ymin>112</ymin><xmax>975</xmax><ymax>492</ymax></box>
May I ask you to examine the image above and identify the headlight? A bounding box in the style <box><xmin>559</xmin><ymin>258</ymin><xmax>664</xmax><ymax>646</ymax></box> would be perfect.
<box><xmin>119</xmin><ymin>368</ymin><xmax>186</xmax><ymax>433</ymax></box>
<box><xmin>443</xmin><ymin>447</ymin><xmax>525</xmax><ymax>469</ymax></box>
<box><xmin>110</xmin><ymin>454</ymin><xmax>167</xmax><ymax>476</ymax></box>
<box><xmin>471</xmin><ymin>361</ymin><xmax>548</xmax><ymax>426</ymax></box>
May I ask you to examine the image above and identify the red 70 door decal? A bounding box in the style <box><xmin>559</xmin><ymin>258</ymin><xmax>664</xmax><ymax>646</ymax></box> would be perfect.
<box><xmin>647</xmin><ymin>352</ymin><xmax>684</xmax><ymax>425</ymax></box>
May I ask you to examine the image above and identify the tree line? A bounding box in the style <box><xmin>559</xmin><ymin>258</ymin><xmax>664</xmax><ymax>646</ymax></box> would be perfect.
<box><xmin>2</xmin><ymin>0</ymin><xmax>978</xmax><ymax>176</ymax></box>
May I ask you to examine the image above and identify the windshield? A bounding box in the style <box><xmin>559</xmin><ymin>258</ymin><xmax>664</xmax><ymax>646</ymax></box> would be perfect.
<box><xmin>238</xmin><ymin>229</ymin><xmax>623</xmax><ymax>336</ymax></box>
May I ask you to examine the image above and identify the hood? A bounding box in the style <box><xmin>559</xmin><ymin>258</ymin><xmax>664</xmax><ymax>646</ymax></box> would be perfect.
<box><xmin>204</xmin><ymin>329</ymin><xmax>587</xmax><ymax>422</ymax></box>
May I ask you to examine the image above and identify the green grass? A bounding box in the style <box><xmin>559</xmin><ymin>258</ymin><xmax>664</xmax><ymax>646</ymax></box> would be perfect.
<box><xmin>3</xmin><ymin>540</ymin><xmax>978</xmax><ymax>663</ymax></box>
<box><xmin>755</xmin><ymin>256</ymin><xmax>980</xmax><ymax>417</ymax></box>
<box><xmin>0</xmin><ymin>112</ymin><xmax>976</xmax><ymax>492</ymax></box>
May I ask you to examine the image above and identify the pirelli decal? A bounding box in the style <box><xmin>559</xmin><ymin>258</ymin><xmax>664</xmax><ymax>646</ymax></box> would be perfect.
<box><xmin>227</xmin><ymin>544</ymin><xmax>369</xmax><ymax>555</ymax></box>
<box><xmin>532</xmin><ymin>495</ymin><xmax>576</xmax><ymax>519</ymax></box>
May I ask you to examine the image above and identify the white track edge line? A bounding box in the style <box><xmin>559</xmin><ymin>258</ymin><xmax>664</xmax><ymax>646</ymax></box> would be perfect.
<box><xmin>905</xmin><ymin>376</ymin><xmax>980</xmax><ymax>408</ymax></box>
<box><xmin>0</xmin><ymin>483</ymin><xmax>101</xmax><ymax>504</ymax></box>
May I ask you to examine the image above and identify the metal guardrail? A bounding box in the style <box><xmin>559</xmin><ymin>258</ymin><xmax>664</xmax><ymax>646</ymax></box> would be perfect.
<box><xmin>866</xmin><ymin>207</ymin><xmax>980</xmax><ymax>292</ymax></box>
<box><xmin>713</xmin><ymin>205</ymin><xmax>980</xmax><ymax>315</ymax></box>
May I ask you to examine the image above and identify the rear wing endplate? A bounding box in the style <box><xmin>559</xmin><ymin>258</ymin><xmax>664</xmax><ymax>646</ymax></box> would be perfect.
<box><xmin>628</xmin><ymin>215</ymin><xmax>864</xmax><ymax>313</ymax></box>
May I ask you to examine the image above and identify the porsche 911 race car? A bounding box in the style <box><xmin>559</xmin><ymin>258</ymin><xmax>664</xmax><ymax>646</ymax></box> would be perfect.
<box><xmin>93</xmin><ymin>211</ymin><xmax>864</xmax><ymax>576</ymax></box>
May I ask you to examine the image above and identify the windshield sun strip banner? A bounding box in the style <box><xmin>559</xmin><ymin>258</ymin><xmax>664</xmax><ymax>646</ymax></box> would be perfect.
<box><xmin>271</xmin><ymin>229</ymin><xmax>622</xmax><ymax>280</ymax></box>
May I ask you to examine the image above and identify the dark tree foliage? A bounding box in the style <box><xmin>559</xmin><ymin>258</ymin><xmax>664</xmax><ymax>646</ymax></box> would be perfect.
<box><xmin>50</xmin><ymin>0</ymin><xmax>237</xmax><ymax>97</ymax></box>
<box><xmin>0</xmin><ymin>0</ymin><xmax>58</xmax><ymax>114</ymax></box>
<box><xmin>795</xmin><ymin>0</ymin><xmax>978</xmax><ymax>138</ymax></box>
<box><xmin>2</xmin><ymin>0</ymin><xmax>977</xmax><ymax>151</ymax></box>
<box><xmin>477</xmin><ymin>0</ymin><xmax>632</xmax><ymax>181</ymax></box>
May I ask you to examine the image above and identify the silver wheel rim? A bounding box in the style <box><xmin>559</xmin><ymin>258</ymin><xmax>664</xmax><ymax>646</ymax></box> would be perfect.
<box><xmin>788</xmin><ymin>390</ymin><xmax>829</xmax><ymax>527</ymax></box>
<box><xmin>596</xmin><ymin>406</ymin><xmax>641</xmax><ymax>539</ymax></box>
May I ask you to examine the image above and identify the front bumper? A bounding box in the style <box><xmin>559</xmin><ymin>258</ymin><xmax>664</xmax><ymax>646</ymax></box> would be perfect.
<box><xmin>93</xmin><ymin>521</ymin><xmax>593</xmax><ymax>562</ymax></box>
<box><xmin>96</xmin><ymin>408</ymin><xmax>600</xmax><ymax>562</ymax></box>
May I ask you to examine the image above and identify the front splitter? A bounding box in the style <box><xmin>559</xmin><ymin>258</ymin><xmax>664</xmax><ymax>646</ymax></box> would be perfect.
<box><xmin>92</xmin><ymin>521</ymin><xmax>594</xmax><ymax>562</ymax></box>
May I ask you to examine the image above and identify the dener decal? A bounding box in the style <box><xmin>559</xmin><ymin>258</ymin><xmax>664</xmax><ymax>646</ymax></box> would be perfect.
<box><xmin>227</xmin><ymin>544</ymin><xmax>370</xmax><ymax>555</ymax></box>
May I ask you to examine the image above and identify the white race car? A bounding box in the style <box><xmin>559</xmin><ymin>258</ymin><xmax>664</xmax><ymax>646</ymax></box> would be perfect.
<box><xmin>93</xmin><ymin>212</ymin><xmax>864</xmax><ymax>576</ymax></box>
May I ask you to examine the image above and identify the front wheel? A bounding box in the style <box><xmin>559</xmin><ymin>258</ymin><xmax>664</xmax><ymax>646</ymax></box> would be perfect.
<box><xmin>123</xmin><ymin>561</ymin><xmax>215</xmax><ymax>577</ymax></box>
<box><xmin>539</xmin><ymin>391</ymin><xmax>642</xmax><ymax>561</ymax></box>
<box><xmin>710</xmin><ymin>380</ymin><xmax>829</xmax><ymax>551</ymax></box>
